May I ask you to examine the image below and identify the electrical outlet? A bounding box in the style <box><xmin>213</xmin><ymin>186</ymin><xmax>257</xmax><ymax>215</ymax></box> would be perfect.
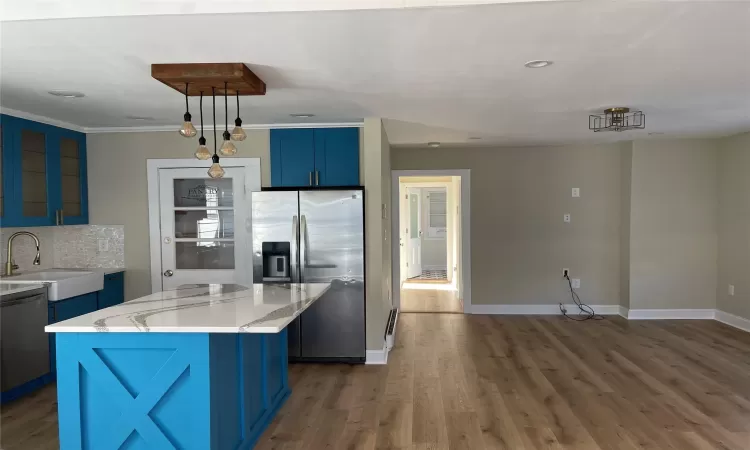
<box><xmin>729</xmin><ymin>284</ymin><xmax>735</xmax><ymax>296</ymax></box>
<box><xmin>97</xmin><ymin>239</ymin><xmax>109</xmax><ymax>252</ymax></box>
<box><xmin>571</xmin><ymin>278</ymin><xmax>581</xmax><ymax>289</ymax></box>
<box><xmin>562</xmin><ymin>268</ymin><xmax>570</xmax><ymax>278</ymax></box>
<box><xmin>563</xmin><ymin>214</ymin><xmax>571</xmax><ymax>223</ymax></box>
<box><xmin>572</xmin><ymin>188</ymin><xmax>580</xmax><ymax>198</ymax></box>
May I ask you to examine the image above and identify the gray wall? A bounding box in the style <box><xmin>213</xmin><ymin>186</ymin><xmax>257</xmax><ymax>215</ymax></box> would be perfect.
<box><xmin>717</xmin><ymin>132</ymin><xmax>750</xmax><ymax>320</ymax></box>
<box><xmin>86</xmin><ymin>130</ymin><xmax>271</xmax><ymax>300</ymax></box>
<box><xmin>619</xmin><ymin>146</ymin><xmax>632</xmax><ymax>309</ymax></box>
<box><xmin>392</xmin><ymin>144</ymin><xmax>623</xmax><ymax>306</ymax></box>
<box><xmin>628</xmin><ymin>139</ymin><xmax>718</xmax><ymax>310</ymax></box>
<box><xmin>362</xmin><ymin>118</ymin><xmax>392</xmax><ymax>350</ymax></box>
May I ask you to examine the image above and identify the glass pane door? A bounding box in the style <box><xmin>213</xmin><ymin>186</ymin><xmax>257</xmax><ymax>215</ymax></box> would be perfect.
<box><xmin>59</xmin><ymin>137</ymin><xmax>82</xmax><ymax>219</ymax></box>
<box><xmin>158</xmin><ymin>168</ymin><xmax>247</xmax><ymax>290</ymax></box>
<box><xmin>20</xmin><ymin>129</ymin><xmax>48</xmax><ymax>218</ymax></box>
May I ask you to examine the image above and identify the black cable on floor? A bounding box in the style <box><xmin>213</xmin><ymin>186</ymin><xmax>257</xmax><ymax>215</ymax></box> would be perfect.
<box><xmin>559</xmin><ymin>274</ymin><xmax>605</xmax><ymax>321</ymax></box>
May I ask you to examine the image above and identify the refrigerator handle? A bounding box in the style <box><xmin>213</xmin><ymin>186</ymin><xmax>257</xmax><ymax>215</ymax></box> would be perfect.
<box><xmin>299</xmin><ymin>214</ymin><xmax>308</xmax><ymax>282</ymax></box>
<box><xmin>291</xmin><ymin>215</ymin><xmax>299</xmax><ymax>283</ymax></box>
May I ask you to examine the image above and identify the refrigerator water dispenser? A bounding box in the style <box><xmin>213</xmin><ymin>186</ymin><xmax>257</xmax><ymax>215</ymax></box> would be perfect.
<box><xmin>262</xmin><ymin>242</ymin><xmax>291</xmax><ymax>282</ymax></box>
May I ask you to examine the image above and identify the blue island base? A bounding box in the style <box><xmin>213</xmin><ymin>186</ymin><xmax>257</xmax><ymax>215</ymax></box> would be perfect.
<box><xmin>56</xmin><ymin>330</ymin><xmax>289</xmax><ymax>449</ymax></box>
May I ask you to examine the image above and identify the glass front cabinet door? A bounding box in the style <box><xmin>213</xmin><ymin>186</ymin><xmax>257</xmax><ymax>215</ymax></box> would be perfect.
<box><xmin>0</xmin><ymin>115</ymin><xmax>88</xmax><ymax>228</ymax></box>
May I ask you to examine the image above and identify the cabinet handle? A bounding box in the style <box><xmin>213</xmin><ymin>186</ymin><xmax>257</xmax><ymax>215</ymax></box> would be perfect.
<box><xmin>55</xmin><ymin>209</ymin><xmax>60</xmax><ymax>226</ymax></box>
<box><xmin>60</xmin><ymin>208</ymin><xmax>64</xmax><ymax>225</ymax></box>
<box><xmin>309</xmin><ymin>172</ymin><xmax>313</xmax><ymax>186</ymax></box>
<box><xmin>315</xmin><ymin>170</ymin><xmax>319</xmax><ymax>186</ymax></box>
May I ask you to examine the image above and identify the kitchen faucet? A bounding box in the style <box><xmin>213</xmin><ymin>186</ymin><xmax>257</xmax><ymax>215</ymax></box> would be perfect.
<box><xmin>4</xmin><ymin>231</ymin><xmax>41</xmax><ymax>276</ymax></box>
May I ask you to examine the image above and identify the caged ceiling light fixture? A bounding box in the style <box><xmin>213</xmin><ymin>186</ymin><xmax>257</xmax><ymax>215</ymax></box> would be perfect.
<box><xmin>589</xmin><ymin>107</ymin><xmax>645</xmax><ymax>132</ymax></box>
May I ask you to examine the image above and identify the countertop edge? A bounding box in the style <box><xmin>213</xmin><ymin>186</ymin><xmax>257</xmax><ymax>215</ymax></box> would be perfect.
<box><xmin>0</xmin><ymin>283</ymin><xmax>46</xmax><ymax>297</ymax></box>
<box><xmin>44</xmin><ymin>325</ymin><xmax>285</xmax><ymax>333</ymax></box>
<box><xmin>45</xmin><ymin>283</ymin><xmax>331</xmax><ymax>334</ymax></box>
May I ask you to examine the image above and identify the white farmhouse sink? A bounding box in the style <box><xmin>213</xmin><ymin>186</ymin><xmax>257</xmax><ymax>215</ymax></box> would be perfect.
<box><xmin>0</xmin><ymin>269</ymin><xmax>104</xmax><ymax>301</ymax></box>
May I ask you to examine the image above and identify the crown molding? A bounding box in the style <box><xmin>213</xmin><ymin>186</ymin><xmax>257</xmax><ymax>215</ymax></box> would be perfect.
<box><xmin>0</xmin><ymin>107</ymin><xmax>86</xmax><ymax>132</ymax></box>
<box><xmin>84</xmin><ymin>121</ymin><xmax>364</xmax><ymax>134</ymax></box>
<box><xmin>0</xmin><ymin>107</ymin><xmax>363</xmax><ymax>134</ymax></box>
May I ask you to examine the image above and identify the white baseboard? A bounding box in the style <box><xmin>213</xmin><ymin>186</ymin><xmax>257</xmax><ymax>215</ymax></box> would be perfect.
<box><xmin>627</xmin><ymin>309</ymin><xmax>715</xmax><ymax>320</ymax></box>
<box><xmin>365</xmin><ymin>344</ymin><xmax>389</xmax><ymax>365</ymax></box>
<box><xmin>618</xmin><ymin>306</ymin><xmax>630</xmax><ymax>318</ymax></box>
<box><xmin>715</xmin><ymin>310</ymin><xmax>750</xmax><ymax>333</ymax></box>
<box><xmin>470</xmin><ymin>304</ymin><xmax>621</xmax><ymax>315</ymax></box>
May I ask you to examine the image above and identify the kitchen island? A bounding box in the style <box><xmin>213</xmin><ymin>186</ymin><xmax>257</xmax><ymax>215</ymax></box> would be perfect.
<box><xmin>45</xmin><ymin>283</ymin><xmax>330</xmax><ymax>450</ymax></box>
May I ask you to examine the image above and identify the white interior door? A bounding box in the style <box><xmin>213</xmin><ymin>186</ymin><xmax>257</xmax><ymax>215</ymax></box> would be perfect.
<box><xmin>399</xmin><ymin>184</ymin><xmax>409</xmax><ymax>285</ymax></box>
<box><xmin>158</xmin><ymin>168</ymin><xmax>248</xmax><ymax>290</ymax></box>
<box><xmin>407</xmin><ymin>188</ymin><xmax>422</xmax><ymax>278</ymax></box>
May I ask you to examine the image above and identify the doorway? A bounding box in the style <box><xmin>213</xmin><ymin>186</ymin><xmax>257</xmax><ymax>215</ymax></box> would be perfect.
<box><xmin>405</xmin><ymin>186</ymin><xmax>449</xmax><ymax>283</ymax></box>
<box><xmin>147</xmin><ymin>159</ymin><xmax>261</xmax><ymax>293</ymax></box>
<box><xmin>391</xmin><ymin>170</ymin><xmax>472</xmax><ymax>314</ymax></box>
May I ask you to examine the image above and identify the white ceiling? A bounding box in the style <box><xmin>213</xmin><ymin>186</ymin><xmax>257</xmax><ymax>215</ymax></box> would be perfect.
<box><xmin>0</xmin><ymin>0</ymin><xmax>554</xmax><ymax>22</ymax></box>
<box><xmin>1</xmin><ymin>1</ymin><xmax>749</xmax><ymax>147</ymax></box>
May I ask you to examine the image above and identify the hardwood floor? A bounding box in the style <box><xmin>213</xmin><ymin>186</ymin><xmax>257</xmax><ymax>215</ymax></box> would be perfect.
<box><xmin>0</xmin><ymin>382</ymin><xmax>59</xmax><ymax>450</ymax></box>
<box><xmin>2</xmin><ymin>315</ymin><xmax>749</xmax><ymax>449</ymax></box>
<box><xmin>400</xmin><ymin>289</ymin><xmax>463</xmax><ymax>313</ymax></box>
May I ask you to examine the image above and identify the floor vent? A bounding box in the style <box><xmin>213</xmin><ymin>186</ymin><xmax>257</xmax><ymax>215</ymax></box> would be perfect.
<box><xmin>385</xmin><ymin>308</ymin><xmax>398</xmax><ymax>350</ymax></box>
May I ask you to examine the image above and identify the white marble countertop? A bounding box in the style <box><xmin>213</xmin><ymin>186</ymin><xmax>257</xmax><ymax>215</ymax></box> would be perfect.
<box><xmin>45</xmin><ymin>283</ymin><xmax>330</xmax><ymax>334</ymax></box>
<box><xmin>0</xmin><ymin>283</ymin><xmax>46</xmax><ymax>297</ymax></box>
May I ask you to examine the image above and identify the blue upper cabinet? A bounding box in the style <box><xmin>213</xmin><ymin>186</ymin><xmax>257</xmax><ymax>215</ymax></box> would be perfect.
<box><xmin>271</xmin><ymin>129</ymin><xmax>316</xmax><ymax>187</ymax></box>
<box><xmin>270</xmin><ymin>127</ymin><xmax>359</xmax><ymax>187</ymax></box>
<box><xmin>314</xmin><ymin>128</ymin><xmax>360</xmax><ymax>187</ymax></box>
<box><xmin>0</xmin><ymin>114</ymin><xmax>88</xmax><ymax>228</ymax></box>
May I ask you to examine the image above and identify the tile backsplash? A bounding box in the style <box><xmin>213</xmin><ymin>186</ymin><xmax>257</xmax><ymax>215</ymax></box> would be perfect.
<box><xmin>0</xmin><ymin>225</ymin><xmax>124</xmax><ymax>273</ymax></box>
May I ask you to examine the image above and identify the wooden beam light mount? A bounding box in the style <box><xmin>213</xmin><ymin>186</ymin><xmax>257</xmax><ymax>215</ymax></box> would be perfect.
<box><xmin>151</xmin><ymin>63</ymin><xmax>266</xmax><ymax>96</ymax></box>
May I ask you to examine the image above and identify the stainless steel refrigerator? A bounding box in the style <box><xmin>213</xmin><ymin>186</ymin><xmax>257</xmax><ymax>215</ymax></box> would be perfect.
<box><xmin>251</xmin><ymin>187</ymin><xmax>365</xmax><ymax>363</ymax></box>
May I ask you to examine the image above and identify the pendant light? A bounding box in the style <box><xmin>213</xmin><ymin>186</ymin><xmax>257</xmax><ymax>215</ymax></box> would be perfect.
<box><xmin>208</xmin><ymin>87</ymin><xmax>225</xmax><ymax>178</ymax></box>
<box><xmin>194</xmin><ymin>91</ymin><xmax>211</xmax><ymax>160</ymax></box>
<box><xmin>220</xmin><ymin>82</ymin><xmax>238</xmax><ymax>156</ymax></box>
<box><xmin>178</xmin><ymin>82</ymin><xmax>197</xmax><ymax>138</ymax></box>
<box><xmin>231</xmin><ymin>91</ymin><xmax>247</xmax><ymax>141</ymax></box>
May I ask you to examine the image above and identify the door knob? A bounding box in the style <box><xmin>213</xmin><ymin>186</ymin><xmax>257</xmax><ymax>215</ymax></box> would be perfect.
<box><xmin>163</xmin><ymin>270</ymin><xmax>174</xmax><ymax>277</ymax></box>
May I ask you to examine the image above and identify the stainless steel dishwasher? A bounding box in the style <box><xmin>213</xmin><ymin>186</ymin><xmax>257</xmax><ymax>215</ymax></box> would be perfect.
<box><xmin>1</xmin><ymin>287</ymin><xmax>50</xmax><ymax>393</ymax></box>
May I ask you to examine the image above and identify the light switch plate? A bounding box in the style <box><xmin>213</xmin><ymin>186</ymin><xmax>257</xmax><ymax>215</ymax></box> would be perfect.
<box><xmin>564</xmin><ymin>214</ymin><xmax>571</xmax><ymax>223</ymax></box>
<box><xmin>571</xmin><ymin>278</ymin><xmax>581</xmax><ymax>289</ymax></box>
<box><xmin>729</xmin><ymin>284</ymin><xmax>735</xmax><ymax>296</ymax></box>
<box><xmin>572</xmin><ymin>188</ymin><xmax>580</xmax><ymax>197</ymax></box>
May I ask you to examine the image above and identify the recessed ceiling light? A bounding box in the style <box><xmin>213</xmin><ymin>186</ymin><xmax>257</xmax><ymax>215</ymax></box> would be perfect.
<box><xmin>290</xmin><ymin>113</ymin><xmax>315</xmax><ymax>118</ymax></box>
<box><xmin>126</xmin><ymin>115</ymin><xmax>154</xmax><ymax>121</ymax></box>
<box><xmin>427</xmin><ymin>142</ymin><xmax>441</xmax><ymax>148</ymax></box>
<box><xmin>524</xmin><ymin>60</ymin><xmax>553</xmax><ymax>69</ymax></box>
<box><xmin>48</xmin><ymin>90</ymin><xmax>85</xmax><ymax>98</ymax></box>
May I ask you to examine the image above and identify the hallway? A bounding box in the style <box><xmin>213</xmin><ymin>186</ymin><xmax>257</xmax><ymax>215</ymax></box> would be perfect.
<box><xmin>400</xmin><ymin>289</ymin><xmax>462</xmax><ymax>313</ymax></box>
